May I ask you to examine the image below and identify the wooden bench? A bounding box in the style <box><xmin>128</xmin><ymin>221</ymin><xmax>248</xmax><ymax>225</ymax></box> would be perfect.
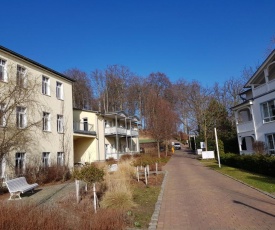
<box><xmin>5</xmin><ymin>177</ymin><xmax>38</xmax><ymax>200</ymax></box>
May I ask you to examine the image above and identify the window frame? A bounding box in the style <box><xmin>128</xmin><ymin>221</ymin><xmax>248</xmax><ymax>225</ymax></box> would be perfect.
<box><xmin>0</xmin><ymin>103</ymin><xmax>6</xmax><ymax>127</ymax></box>
<box><xmin>16</xmin><ymin>106</ymin><xmax>27</xmax><ymax>129</ymax></box>
<box><xmin>42</xmin><ymin>152</ymin><xmax>50</xmax><ymax>167</ymax></box>
<box><xmin>266</xmin><ymin>133</ymin><xmax>275</xmax><ymax>154</ymax></box>
<box><xmin>43</xmin><ymin>112</ymin><xmax>51</xmax><ymax>132</ymax></box>
<box><xmin>57</xmin><ymin>152</ymin><xmax>64</xmax><ymax>166</ymax></box>
<box><xmin>15</xmin><ymin>152</ymin><xmax>26</xmax><ymax>175</ymax></box>
<box><xmin>57</xmin><ymin>114</ymin><xmax>64</xmax><ymax>133</ymax></box>
<box><xmin>261</xmin><ymin>100</ymin><xmax>275</xmax><ymax>123</ymax></box>
<box><xmin>16</xmin><ymin>65</ymin><xmax>27</xmax><ymax>88</ymax></box>
<box><xmin>56</xmin><ymin>81</ymin><xmax>63</xmax><ymax>100</ymax></box>
<box><xmin>42</xmin><ymin>76</ymin><xmax>50</xmax><ymax>96</ymax></box>
<box><xmin>0</xmin><ymin>157</ymin><xmax>6</xmax><ymax>178</ymax></box>
<box><xmin>0</xmin><ymin>58</ymin><xmax>7</xmax><ymax>82</ymax></box>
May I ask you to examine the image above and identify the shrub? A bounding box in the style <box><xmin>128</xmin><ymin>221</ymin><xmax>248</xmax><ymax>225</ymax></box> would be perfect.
<box><xmin>120</xmin><ymin>154</ymin><xmax>132</xmax><ymax>161</ymax></box>
<box><xmin>252</xmin><ymin>141</ymin><xmax>267</xmax><ymax>155</ymax></box>
<box><xmin>220</xmin><ymin>153</ymin><xmax>275</xmax><ymax>177</ymax></box>
<box><xmin>101</xmin><ymin>160</ymin><xmax>136</xmax><ymax>210</ymax></box>
<box><xmin>105</xmin><ymin>157</ymin><xmax>117</xmax><ymax>165</ymax></box>
<box><xmin>24</xmin><ymin>164</ymin><xmax>71</xmax><ymax>184</ymax></box>
<box><xmin>73</xmin><ymin>164</ymin><xmax>105</xmax><ymax>184</ymax></box>
<box><xmin>132</xmin><ymin>154</ymin><xmax>157</xmax><ymax>167</ymax></box>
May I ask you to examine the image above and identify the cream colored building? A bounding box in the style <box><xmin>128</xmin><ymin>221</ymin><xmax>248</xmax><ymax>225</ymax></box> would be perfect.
<box><xmin>0</xmin><ymin>45</ymin><xmax>74</xmax><ymax>178</ymax></box>
<box><xmin>73</xmin><ymin>110</ymin><xmax>140</xmax><ymax>164</ymax></box>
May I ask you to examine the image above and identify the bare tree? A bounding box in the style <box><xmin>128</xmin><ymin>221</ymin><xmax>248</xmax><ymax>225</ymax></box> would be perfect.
<box><xmin>64</xmin><ymin>68</ymin><xmax>94</xmax><ymax>110</ymax></box>
<box><xmin>145</xmin><ymin>89</ymin><xmax>178</xmax><ymax>157</ymax></box>
<box><xmin>91</xmin><ymin>65</ymin><xmax>134</xmax><ymax>113</ymax></box>
<box><xmin>0</xmin><ymin>64</ymin><xmax>43</xmax><ymax>172</ymax></box>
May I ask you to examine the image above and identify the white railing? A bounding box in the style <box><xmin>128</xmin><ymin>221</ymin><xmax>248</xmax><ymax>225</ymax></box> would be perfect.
<box><xmin>236</xmin><ymin>121</ymin><xmax>254</xmax><ymax>133</ymax></box>
<box><xmin>253</xmin><ymin>84</ymin><xmax>267</xmax><ymax>97</ymax></box>
<box><xmin>268</xmin><ymin>79</ymin><xmax>275</xmax><ymax>92</ymax></box>
<box><xmin>126</xmin><ymin>129</ymin><xmax>139</xmax><ymax>136</ymax></box>
<box><xmin>105</xmin><ymin>127</ymin><xmax>127</xmax><ymax>135</ymax></box>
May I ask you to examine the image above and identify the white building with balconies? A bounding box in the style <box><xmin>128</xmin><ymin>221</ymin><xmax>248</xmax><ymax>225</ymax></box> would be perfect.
<box><xmin>73</xmin><ymin>109</ymin><xmax>140</xmax><ymax>164</ymax></box>
<box><xmin>232</xmin><ymin>49</ymin><xmax>275</xmax><ymax>154</ymax></box>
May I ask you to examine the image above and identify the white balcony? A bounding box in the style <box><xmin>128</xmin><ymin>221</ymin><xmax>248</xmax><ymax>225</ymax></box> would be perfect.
<box><xmin>236</xmin><ymin>121</ymin><xmax>254</xmax><ymax>133</ymax></box>
<box><xmin>126</xmin><ymin>129</ymin><xmax>139</xmax><ymax>136</ymax></box>
<box><xmin>105</xmin><ymin>127</ymin><xmax>127</xmax><ymax>135</ymax></box>
<box><xmin>253</xmin><ymin>79</ymin><xmax>275</xmax><ymax>98</ymax></box>
<box><xmin>253</xmin><ymin>84</ymin><xmax>267</xmax><ymax>97</ymax></box>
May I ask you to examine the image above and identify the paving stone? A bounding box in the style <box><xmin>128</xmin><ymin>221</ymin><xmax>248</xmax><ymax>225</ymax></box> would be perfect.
<box><xmin>156</xmin><ymin>147</ymin><xmax>275</xmax><ymax>230</ymax></box>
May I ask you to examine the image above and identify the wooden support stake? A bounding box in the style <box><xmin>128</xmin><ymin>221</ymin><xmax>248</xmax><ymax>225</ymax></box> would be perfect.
<box><xmin>75</xmin><ymin>180</ymin><xmax>80</xmax><ymax>204</ymax></box>
<box><xmin>147</xmin><ymin>165</ymin><xmax>150</xmax><ymax>178</ymax></box>
<box><xmin>137</xmin><ymin>166</ymin><xmax>139</xmax><ymax>182</ymax></box>
<box><xmin>93</xmin><ymin>183</ymin><xmax>97</xmax><ymax>213</ymax></box>
<box><xmin>156</xmin><ymin>162</ymin><xmax>158</xmax><ymax>174</ymax></box>
<box><xmin>145</xmin><ymin>167</ymin><xmax>148</xmax><ymax>185</ymax></box>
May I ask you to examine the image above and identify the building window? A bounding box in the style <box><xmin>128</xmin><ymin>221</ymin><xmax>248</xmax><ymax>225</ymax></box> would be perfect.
<box><xmin>0</xmin><ymin>103</ymin><xmax>6</xmax><ymax>127</ymax></box>
<box><xmin>16</xmin><ymin>106</ymin><xmax>27</xmax><ymax>128</ymax></box>
<box><xmin>42</xmin><ymin>76</ymin><xmax>50</xmax><ymax>95</ymax></box>
<box><xmin>16</xmin><ymin>65</ymin><xmax>27</xmax><ymax>88</ymax></box>
<box><xmin>57</xmin><ymin>152</ymin><xmax>64</xmax><ymax>166</ymax></box>
<box><xmin>42</xmin><ymin>152</ymin><xmax>50</xmax><ymax>167</ymax></box>
<box><xmin>56</xmin><ymin>82</ymin><xmax>63</xmax><ymax>100</ymax></box>
<box><xmin>0</xmin><ymin>157</ymin><xmax>6</xmax><ymax>178</ymax></box>
<box><xmin>0</xmin><ymin>59</ymin><xmax>7</xmax><ymax>82</ymax></box>
<box><xmin>15</xmin><ymin>152</ymin><xmax>25</xmax><ymax>175</ymax></box>
<box><xmin>83</xmin><ymin>118</ymin><xmax>88</xmax><ymax>131</ymax></box>
<box><xmin>266</xmin><ymin>133</ymin><xmax>275</xmax><ymax>154</ymax></box>
<box><xmin>57</xmin><ymin>115</ymin><xmax>64</xmax><ymax>133</ymax></box>
<box><xmin>43</xmin><ymin>112</ymin><xmax>51</xmax><ymax>131</ymax></box>
<box><xmin>262</xmin><ymin>100</ymin><xmax>275</xmax><ymax>123</ymax></box>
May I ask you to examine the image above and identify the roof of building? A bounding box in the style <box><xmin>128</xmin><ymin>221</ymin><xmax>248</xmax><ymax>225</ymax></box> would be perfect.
<box><xmin>244</xmin><ymin>49</ymin><xmax>275</xmax><ymax>88</ymax></box>
<box><xmin>0</xmin><ymin>45</ymin><xmax>75</xmax><ymax>82</ymax></box>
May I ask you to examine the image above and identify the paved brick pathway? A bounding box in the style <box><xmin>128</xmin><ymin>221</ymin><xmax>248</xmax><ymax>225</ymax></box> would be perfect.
<box><xmin>157</xmin><ymin>147</ymin><xmax>275</xmax><ymax>230</ymax></box>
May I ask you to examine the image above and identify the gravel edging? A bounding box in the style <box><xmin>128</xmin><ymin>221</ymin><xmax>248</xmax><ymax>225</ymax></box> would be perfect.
<box><xmin>148</xmin><ymin>171</ymin><xmax>168</xmax><ymax>230</ymax></box>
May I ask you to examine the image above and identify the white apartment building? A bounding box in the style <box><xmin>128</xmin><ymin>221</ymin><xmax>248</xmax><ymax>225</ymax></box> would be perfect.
<box><xmin>232</xmin><ymin>49</ymin><xmax>275</xmax><ymax>154</ymax></box>
<box><xmin>0</xmin><ymin>46</ymin><xmax>74</xmax><ymax>178</ymax></box>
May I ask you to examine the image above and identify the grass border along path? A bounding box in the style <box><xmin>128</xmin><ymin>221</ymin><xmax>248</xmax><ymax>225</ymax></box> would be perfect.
<box><xmin>200</xmin><ymin>159</ymin><xmax>275</xmax><ymax>197</ymax></box>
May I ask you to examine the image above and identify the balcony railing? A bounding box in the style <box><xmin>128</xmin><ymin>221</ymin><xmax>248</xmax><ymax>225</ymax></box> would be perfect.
<box><xmin>105</xmin><ymin>127</ymin><xmax>127</xmax><ymax>135</ymax></box>
<box><xmin>236</xmin><ymin>121</ymin><xmax>254</xmax><ymax>133</ymax></box>
<box><xmin>105</xmin><ymin>127</ymin><xmax>139</xmax><ymax>136</ymax></box>
<box><xmin>126</xmin><ymin>129</ymin><xmax>139</xmax><ymax>136</ymax></box>
<box><xmin>73</xmin><ymin>122</ymin><xmax>96</xmax><ymax>135</ymax></box>
<box><xmin>252</xmin><ymin>79</ymin><xmax>275</xmax><ymax>98</ymax></box>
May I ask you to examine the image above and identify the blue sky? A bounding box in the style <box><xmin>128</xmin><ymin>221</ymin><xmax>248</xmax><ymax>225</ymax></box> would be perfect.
<box><xmin>1</xmin><ymin>0</ymin><xmax>275</xmax><ymax>86</ymax></box>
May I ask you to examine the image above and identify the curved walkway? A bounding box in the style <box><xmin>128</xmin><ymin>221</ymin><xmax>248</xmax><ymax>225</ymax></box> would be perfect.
<box><xmin>157</xmin><ymin>147</ymin><xmax>275</xmax><ymax>230</ymax></box>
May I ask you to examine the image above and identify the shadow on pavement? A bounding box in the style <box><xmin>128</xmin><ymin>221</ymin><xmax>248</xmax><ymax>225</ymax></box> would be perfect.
<box><xmin>233</xmin><ymin>200</ymin><xmax>275</xmax><ymax>217</ymax></box>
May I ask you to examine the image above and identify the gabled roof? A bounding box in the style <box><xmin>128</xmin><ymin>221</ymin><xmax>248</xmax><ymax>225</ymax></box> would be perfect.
<box><xmin>244</xmin><ymin>49</ymin><xmax>275</xmax><ymax>88</ymax></box>
<box><xmin>0</xmin><ymin>45</ymin><xmax>74</xmax><ymax>82</ymax></box>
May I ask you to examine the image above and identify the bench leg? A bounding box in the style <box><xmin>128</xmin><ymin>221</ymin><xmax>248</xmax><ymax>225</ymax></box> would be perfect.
<box><xmin>9</xmin><ymin>192</ymin><xmax>21</xmax><ymax>200</ymax></box>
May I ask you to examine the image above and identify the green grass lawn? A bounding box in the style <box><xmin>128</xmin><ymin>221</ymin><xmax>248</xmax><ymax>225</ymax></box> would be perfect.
<box><xmin>200</xmin><ymin>159</ymin><xmax>275</xmax><ymax>194</ymax></box>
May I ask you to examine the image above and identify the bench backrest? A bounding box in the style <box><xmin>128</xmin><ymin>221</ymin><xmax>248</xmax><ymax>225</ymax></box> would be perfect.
<box><xmin>5</xmin><ymin>177</ymin><xmax>29</xmax><ymax>192</ymax></box>
<box><xmin>109</xmin><ymin>164</ymin><xmax>118</xmax><ymax>172</ymax></box>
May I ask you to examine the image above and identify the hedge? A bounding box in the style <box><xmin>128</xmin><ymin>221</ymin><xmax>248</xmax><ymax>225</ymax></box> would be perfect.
<box><xmin>220</xmin><ymin>153</ymin><xmax>275</xmax><ymax>177</ymax></box>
